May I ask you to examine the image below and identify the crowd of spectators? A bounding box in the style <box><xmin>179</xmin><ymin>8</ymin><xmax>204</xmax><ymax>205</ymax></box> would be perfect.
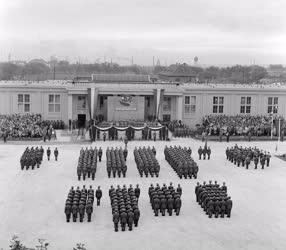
<box><xmin>0</xmin><ymin>113</ymin><xmax>65</xmax><ymax>140</ymax></box>
<box><xmin>201</xmin><ymin>115</ymin><xmax>285</xmax><ymax>137</ymax></box>
<box><xmin>41</xmin><ymin>120</ymin><xmax>65</xmax><ymax>129</ymax></box>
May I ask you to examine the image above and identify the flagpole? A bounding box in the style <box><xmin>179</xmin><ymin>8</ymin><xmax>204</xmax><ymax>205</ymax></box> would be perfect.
<box><xmin>271</xmin><ymin>111</ymin><xmax>273</xmax><ymax>140</ymax></box>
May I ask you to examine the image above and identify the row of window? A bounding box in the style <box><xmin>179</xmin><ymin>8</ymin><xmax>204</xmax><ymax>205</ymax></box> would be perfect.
<box><xmin>18</xmin><ymin>94</ymin><xmax>61</xmax><ymax>113</ymax></box>
<box><xmin>184</xmin><ymin>96</ymin><xmax>279</xmax><ymax>114</ymax></box>
<box><xmin>17</xmin><ymin>94</ymin><xmax>280</xmax><ymax>115</ymax></box>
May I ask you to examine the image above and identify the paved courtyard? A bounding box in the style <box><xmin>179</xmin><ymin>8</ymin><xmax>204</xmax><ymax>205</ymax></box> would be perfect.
<box><xmin>0</xmin><ymin>138</ymin><xmax>286</xmax><ymax>250</ymax></box>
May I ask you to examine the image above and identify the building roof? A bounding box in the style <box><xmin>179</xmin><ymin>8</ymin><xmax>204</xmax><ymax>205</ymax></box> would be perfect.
<box><xmin>91</xmin><ymin>74</ymin><xmax>150</xmax><ymax>82</ymax></box>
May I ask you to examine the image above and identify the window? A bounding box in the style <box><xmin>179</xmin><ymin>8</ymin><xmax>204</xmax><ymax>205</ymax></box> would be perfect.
<box><xmin>240</xmin><ymin>97</ymin><xmax>251</xmax><ymax>114</ymax></box>
<box><xmin>213</xmin><ymin>96</ymin><xmax>224</xmax><ymax>113</ymax></box>
<box><xmin>163</xmin><ymin>97</ymin><xmax>171</xmax><ymax>112</ymax></box>
<box><xmin>77</xmin><ymin>96</ymin><xmax>87</xmax><ymax>110</ymax></box>
<box><xmin>18</xmin><ymin>94</ymin><xmax>30</xmax><ymax>113</ymax></box>
<box><xmin>48</xmin><ymin>94</ymin><xmax>60</xmax><ymax>113</ymax></box>
<box><xmin>267</xmin><ymin>97</ymin><xmax>278</xmax><ymax>113</ymax></box>
<box><xmin>184</xmin><ymin>96</ymin><xmax>196</xmax><ymax>114</ymax></box>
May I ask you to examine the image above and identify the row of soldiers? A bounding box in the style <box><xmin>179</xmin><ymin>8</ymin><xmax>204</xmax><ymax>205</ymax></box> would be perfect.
<box><xmin>109</xmin><ymin>184</ymin><xmax>141</xmax><ymax>232</ymax></box>
<box><xmin>164</xmin><ymin>146</ymin><xmax>199</xmax><ymax>179</ymax></box>
<box><xmin>173</xmin><ymin>127</ymin><xmax>193</xmax><ymax>138</ymax></box>
<box><xmin>133</xmin><ymin>146</ymin><xmax>160</xmax><ymax>177</ymax></box>
<box><xmin>106</xmin><ymin>147</ymin><xmax>127</xmax><ymax>178</ymax></box>
<box><xmin>226</xmin><ymin>145</ymin><xmax>271</xmax><ymax>169</ymax></box>
<box><xmin>148</xmin><ymin>183</ymin><xmax>182</xmax><ymax>216</ymax></box>
<box><xmin>195</xmin><ymin>181</ymin><xmax>233</xmax><ymax>218</ymax></box>
<box><xmin>20</xmin><ymin>146</ymin><xmax>44</xmax><ymax>170</ymax></box>
<box><xmin>198</xmin><ymin>145</ymin><xmax>211</xmax><ymax>160</ymax></box>
<box><xmin>77</xmin><ymin>147</ymin><xmax>102</xmax><ymax>180</ymax></box>
<box><xmin>46</xmin><ymin>147</ymin><xmax>59</xmax><ymax>161</ymax></box>
<box><xmin>64</xmin><ymin>186</ymin><xmax>102</xmax><ymax>223</ymax></box>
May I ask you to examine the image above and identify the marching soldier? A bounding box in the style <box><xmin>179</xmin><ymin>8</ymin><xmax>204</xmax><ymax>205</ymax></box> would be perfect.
<box><xmin>260</xmin><ymin>155</ymin><xmax>266</xmax><ymax>169</ymax></box>
<box><xmin>266</xmin><ymin>152</ymin><xmax>271</xmax><ymax>167</ymax></box>
<box><xmin>65</xmin><ymin>202</ymin><xmax>72</xmax><ymax>222</ymax></box>
<box><xmin>103</xmin><ymin>132</ymin><xmax>107</xmax><ymax>142</ymax></box>
<box><xmin>98</xmin><ymin>147</ymin><xmax>103</xmax><ymax>162</ymax></box>
<box><xmin>123</xmin><ymin>147</ymin><xmax>128</xmax><ymax>161</ymax></box>
<box><xmin>86</xmin><ymin>201</ymin><xmax>93</xmax><ymax>222</ymax></box>
<box><xmin>135</xmin><ymin>184</ymin><xmax>140</xmax><ymax>199</ymax></box>
<box><xmin>122</xmin><ymin>164</ymin><xmax>127</xmax><ymax>178</ymax></box>
<box><xmin>245</xmin><ymin>155</ymin><xmax>251</xmax><ymax>169</ymax></box>
<box><xmin>54</xmin><ymin>147</ymin><xmax>59</xmax><ymax>161</ymax></box>
<box><xmin>198</xmin><ymin>146</ymin><xmax>203</xmax><ymax>160</ymax></box>
<box><xmin>95</xmin><ymin>186</ymin><xmax>102</xmax><ymax>206</ymax></box>
<box><xmin>226</xmin><ymin>197</ymin><xmax>233</xmax><ymax>218</ymax></box>
<box><xmin>153</xmin><ymin>195</ymin><xmax>160</xmax><ymax>216</ymax></box>
<box><xmin>152</xmin><ymin>146</ymin><xmax>156</xmax><ymax>156</ymax></box>
<box><xmin>79</xmin><ymin>202</ymin><xmax>85</xmax><ymax>222</ymax></box>
<box><xmin>120</xmin><ymin>210</ymin><xmax>127</xmax><ymax>231</ymax></box>
<box><xmin>167</xmin><ymin>195</ymin><xmax>174</xmax><ymax>216</ymax></box>
<box><xmin>160</xmin><ymin>195</ymin><xmax>167</xmax><ymax>216</ymax></box>
<box><xmin>254</xmin><ymin>156</ymin><xmax>259</xmax><ymax>169</ymax></box>
<box><xmin>113</xmin><ymin>211</ymin><xmax>119</xmax><ymax>231</ymax></box>
<box><xmin>133</xmin><ymin>207</ymin><xmax>140</xmax><ymax>226</ymax></box>
<box><xmin>176</xmin><ymin>184</ymin><xmax>182</xmax><ymax>196</ymax></box>
<box><xmin>202</xmin><ymin>146</ymin><xmax>207</xmax><ymax>160</ymax></box>
<box><xmin>206</xmin><ymin>147</ymin><xmax>211</xmax><ymax>160</ymax></box>
<box><xmin>127</xmin><ymin>210</ymin><xmax>134</xmax><ymax>231</ymax></box>
<box><xmin>72</xmin><ymin>202</ymin><xmax>78</xmax><ymax>222</ymax></box>
<box><xmin>174</xmin><ymin>195</ymin><xmax>182</xmax><ymax>216</ymax></box>
<box><xmin>47</xmin><ymin>147</ymin><xmax>51</xmax><ymax>161</ymax></box>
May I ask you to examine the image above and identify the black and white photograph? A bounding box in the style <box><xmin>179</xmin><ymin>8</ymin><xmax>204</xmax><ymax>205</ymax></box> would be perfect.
<box><xmin>0</xmin><ymin>0</ymin><xmax>286</xmax><ymax>249</ymax></box>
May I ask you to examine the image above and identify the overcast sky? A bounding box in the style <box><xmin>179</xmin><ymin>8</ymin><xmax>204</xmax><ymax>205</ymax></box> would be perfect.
<box><xmin>0</xmin><ymin>0</ymin><xmax>286</xmax><ymax>65</ymax></box>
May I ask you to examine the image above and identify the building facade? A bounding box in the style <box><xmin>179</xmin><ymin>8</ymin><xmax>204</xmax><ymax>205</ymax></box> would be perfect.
<box><xmin>0</xmin><ymin>76</ymin><xmax>285</xmax><ymax>128</ymax></box>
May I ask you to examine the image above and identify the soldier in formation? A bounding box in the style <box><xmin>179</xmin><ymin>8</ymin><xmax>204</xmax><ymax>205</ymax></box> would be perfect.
<box><xmin>173</xmin><ymin>127</ymin><xmax>193</xmax><ymax>138</ymax></box>
<box><xmin>109</xmin><ymin>184</ymin><xmax>141</xmax><ymax>232</ymax></box>
<box><xmin>195</xmin><ymin>181</ymin><xmax>233</xmax><ymax>218</ymax></box>
<box><xmin>198</xmin><ymin>145</ymin><xmax>211</xmax><ymax>160</ymax></box>
<box><xmin>106</xmin><ymin>147</ymin><xmax>127</xmax><ymax>178</ymax></box>
<box><xmin>134</xmin><ymin>146</ymin><xmax>160</xmax><ymax>177</ymax></box>
<box><xmin>225</xmin><ymin>145</ymin><xmax>271</xmax><ymax>170</ymax></box>
<box><xmin>77</xmin><ymin>147</ymin><xmax>98</xmax><ymax>180</ymax></box>
<box><xmin>148</xmin><ymin>183</ymin><xmax>182</xmax><ymax>216</ymax></box>
<box><xmin>65</xmin><ymin>185</ymin><xmax>97</xmax><ymax>223</ymax></box>
<box><xmin>164</xmin><ymin>146</ymin><xmax>199</xmax><ymax>179</ymax></box>
<box><xmin>20</xmin><ymin>146</ymin><xmax>44</xmax><ymax>170</ymax></box>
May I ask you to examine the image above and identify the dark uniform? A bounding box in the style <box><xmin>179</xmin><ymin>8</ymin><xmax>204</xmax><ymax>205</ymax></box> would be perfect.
<box><xmin>47</xmin><ymin>147</ymin><xmax>51</xmax><ymax>161</ymax></box>
<box><xmin>198</xmin><ymin>147</ymin><xmax>203</xmax><ymax>160</ymax></box>
<box><xmin>98</xmin><ymin>147</ymin><xmax>103</xmax><ymax>162</ymax></box>
<box><xmin>95</xmin><ymin>186</ymin><xmax>102</xmax><ymax>206</ymax></box>
<box><xmin>54</xmin><ymin>148</ymin><xmax>59</xmax><ymax>161</ymax></box>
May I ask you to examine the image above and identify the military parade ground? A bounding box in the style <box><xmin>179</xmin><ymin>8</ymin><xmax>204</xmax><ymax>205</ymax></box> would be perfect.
<box><xmin>0</xmin><ymin>137</ymin><xmax>286</xmax><ymax>250</ymax></box>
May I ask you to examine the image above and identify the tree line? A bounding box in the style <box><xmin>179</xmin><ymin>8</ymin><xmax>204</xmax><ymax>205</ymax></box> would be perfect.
<box><xmin>0</xmin><ymin>59</ymin><xmax>285</xmax><ymax>83</ymax></box>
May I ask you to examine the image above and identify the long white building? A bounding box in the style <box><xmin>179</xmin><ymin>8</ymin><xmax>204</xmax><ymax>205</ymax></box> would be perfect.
<box><xmin>0</xmin><ymin>75</ymin><xmax>285</xmax><ymax>127</ymax></box>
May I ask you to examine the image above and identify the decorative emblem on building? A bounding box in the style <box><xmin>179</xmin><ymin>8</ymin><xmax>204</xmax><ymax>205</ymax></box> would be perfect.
<box><xmin>120</xmin><ymin>95</ymin><xmax>132</xmax><ymax>106</ymax></box>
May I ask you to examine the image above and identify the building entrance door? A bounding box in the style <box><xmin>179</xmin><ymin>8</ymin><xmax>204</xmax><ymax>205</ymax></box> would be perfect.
<box><xmin>78</xmin><ymin>114</ymin><xmax>86</xmax><ymax>128</ymax></box>
<box><xmin>163</xmin><ymin>114</ymin><xmax>171</xmax><ymax>122</ymax></box>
